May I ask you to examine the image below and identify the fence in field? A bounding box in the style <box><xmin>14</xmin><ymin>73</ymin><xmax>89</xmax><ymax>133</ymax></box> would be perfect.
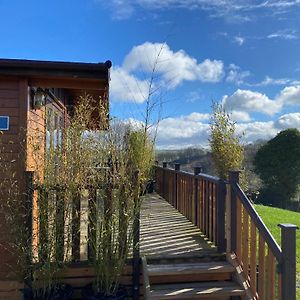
<box><xmin>155</xmin><ymin>163</ymin><xmax>298</xmax><ymax>300</ymax></box>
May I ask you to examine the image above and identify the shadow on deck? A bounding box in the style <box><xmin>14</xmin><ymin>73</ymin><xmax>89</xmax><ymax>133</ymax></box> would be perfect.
<box><xmin>140</xmin><ymin>193</ymin><xmax>218</xmax><ymax>260</ymax></box>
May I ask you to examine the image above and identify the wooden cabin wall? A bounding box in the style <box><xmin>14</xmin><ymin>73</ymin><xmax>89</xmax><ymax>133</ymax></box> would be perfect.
<box><xmin>0</xmin><ymin>77</ymin><xmax>27</xmax><ymax>281</ymax></box>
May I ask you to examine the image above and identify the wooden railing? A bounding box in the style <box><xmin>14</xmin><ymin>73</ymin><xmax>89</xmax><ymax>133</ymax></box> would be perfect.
<box><xmin>27</xmin><ymin>176</ymin><xmax>104</xmax><ymax>263</ymax></box>
<box><xmin>24</xmin><ymin>170</ymin><xmax>141</xmax><ymax>300</ymax></box>
<box><xmin>154</xmin><ymin>163</ymin><xmax>298</xmax><ymax>300</ymax></box>
<box><xmin>229</xmin><ymin>171</ymin><xmax>298</xmax><ymax>300</ymax></box>
<box><xmin>155</xmin><ymin>163</ymin><xmax>227</xmax><ymax>252</ymax></box>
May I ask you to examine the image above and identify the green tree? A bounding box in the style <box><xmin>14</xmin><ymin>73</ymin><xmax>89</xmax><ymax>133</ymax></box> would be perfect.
<box><xmin>209</xmin><ymin>103</ymin><xmax>245</xmax><ymax>183</ymax></box>
<box><xmin>254</xmin><ymin>128</ymin><xmax>300</xmax><ymax>208</ymax></box>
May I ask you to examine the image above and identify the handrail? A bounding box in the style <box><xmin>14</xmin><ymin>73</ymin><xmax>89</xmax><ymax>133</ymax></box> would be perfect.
<box><xmin>154</xmin><ymin>164</ymin><xmax>227</xmax><ymax>252</ymax></box>
<box><xmin>233</xmin><ymin>183</ymin><xmax>282</xmax><ymax>261</ymax></box>
<box><xmin>155</xmin><ymin>165</ymin><xmax>220</xmax><ymax>183</ymax></box>
<box><xmin>228</xmin><ymin>170</ymin><xmax>298</xmax><ymax>300</ymax></box>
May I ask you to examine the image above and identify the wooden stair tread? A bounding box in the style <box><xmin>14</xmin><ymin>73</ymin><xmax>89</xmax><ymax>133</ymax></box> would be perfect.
<box><xmin>146</xmin><ymin>252</ymin><xmax>226</xmax><ymax>264</ymax></box>
<box><xmin>147</xmin><ymin>262</ymin><xmax>234</xmax><ymax>276</ymax></box>
<box><xmin>150</xmin><ymin>281</ymin><xmax>245</xmax><ymax>299</ymax></box>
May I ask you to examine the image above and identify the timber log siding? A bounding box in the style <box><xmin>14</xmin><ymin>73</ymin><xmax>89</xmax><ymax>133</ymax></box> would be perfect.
<box><xmin>0</xmin><ymin>77</ymin><xmax>28</xmax><ymax>279</ymax></box>
<box><xmin>0</xmin><ymin>59</ymin><xmax>111</xmax><ymax>286</ymax></box>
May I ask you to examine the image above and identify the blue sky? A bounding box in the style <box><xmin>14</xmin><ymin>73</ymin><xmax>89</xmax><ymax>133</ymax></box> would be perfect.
<box><xmin>1</xmin><ymin>0</ymin><xmax>300</xmax><ymax>148</ymax></box>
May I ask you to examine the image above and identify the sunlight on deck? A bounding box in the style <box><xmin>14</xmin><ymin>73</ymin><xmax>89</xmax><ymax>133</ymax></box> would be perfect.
<box><xmin>140</xmin><ymin>193</ymin><xmax>215</xmax><ymax>258</ymax></box>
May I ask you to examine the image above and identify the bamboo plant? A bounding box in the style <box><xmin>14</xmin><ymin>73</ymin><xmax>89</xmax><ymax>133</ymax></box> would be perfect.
<box><xmin>0</xmin><ymin>93</ymin><xmax>155</xmax><ymax>299</ymax></box>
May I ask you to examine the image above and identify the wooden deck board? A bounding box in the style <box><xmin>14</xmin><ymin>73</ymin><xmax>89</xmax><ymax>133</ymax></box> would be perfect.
<box><xmin>140</xmin><ymin>193</ymin><xmax>216</xmax><ymax>259</ymax></box>
<box><xmin>150</xmin><ymin>281</ymin><xmax>245</xmax><ymax>299</ymax></box>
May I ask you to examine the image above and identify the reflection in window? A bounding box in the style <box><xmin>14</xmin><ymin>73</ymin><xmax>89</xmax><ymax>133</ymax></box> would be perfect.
<box><xmin>45</xmin><ymin>103</ymin><xmax>64</xmax><ymax>179</ymax></box>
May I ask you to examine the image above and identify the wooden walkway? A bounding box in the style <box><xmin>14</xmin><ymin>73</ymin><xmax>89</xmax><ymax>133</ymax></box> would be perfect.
<box><xmin>140</xmin><ymin>193</ymin><xmax>217</xmax><ymax>260</ymax></box>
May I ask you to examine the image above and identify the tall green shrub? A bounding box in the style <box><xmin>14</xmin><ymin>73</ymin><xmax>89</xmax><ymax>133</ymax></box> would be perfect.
<box><xmin>209</xmin><ymin>103</ymin><xmax>245</xmax><ymax>184</ymax></box>
<box><xmin>254</xmin><ymin>128</ymin><xmax>300</xmax><ymax>208</ymax></box>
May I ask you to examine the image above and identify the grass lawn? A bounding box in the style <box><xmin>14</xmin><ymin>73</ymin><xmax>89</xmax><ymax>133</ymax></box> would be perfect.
<box><xmin>254</xmin><ymin>205</ymin><xmax>300</xmax><ymax>299</ymax></box>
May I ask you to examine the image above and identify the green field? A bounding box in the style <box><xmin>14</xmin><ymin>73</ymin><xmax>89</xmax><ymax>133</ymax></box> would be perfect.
<box><xmin>254</xmin><ymin>205</ymin><xmax>300</xmax><ymax>299</ymax></box>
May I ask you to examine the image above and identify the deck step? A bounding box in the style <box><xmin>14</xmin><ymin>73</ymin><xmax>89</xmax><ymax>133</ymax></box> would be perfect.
<box><xmin>148</xmin><ymin>262</ymin><xmax>235</xmax><ymax>284</ymax></box>
<box><xmin>146</xmin><ymin>252</ymin><xmax>227</xmax><ymax>265</ymax></box>
<box><xmin>150</xmin><ymin>281</ymin><xmax>245</xmax><ymax>299</ymax></box>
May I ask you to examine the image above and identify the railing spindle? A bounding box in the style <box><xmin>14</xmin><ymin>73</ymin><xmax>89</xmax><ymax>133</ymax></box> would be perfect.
<box><xmin>88</xmin><ymin>187</ymin><xmax>97</xmax><ymax>260</ymax></box>
<box><xmin>72</xmin><ymin>190</ymin><xmax>81</xmax><ymax>261</ymax></box>
<box><xmin>212</xmin><ymin>183</ymin><xmax>216</xmax><ymax>243</ymax></box>
<box><xmin>216</xmin><ymin>179</ymin><xmax>226</xmax><ymax>252</ymax></box>
<box><xmin>242</xmin><ymin>208</ymin><xmax>249</xmax><ymax>278</ymax></box>
<box><xmin>258</xmin><ymin>234</ymin><xmax>266</xmax><ymax>299</ymax></box>
<box><xmin>236</xmin><ymin>198</ymin><xmax>242</xmax><ymax>262</ymax></box>
<box><xmin>250</xmin><ymin>220</ymin><xmax>257</xmax><ymax>295</ymax></box>
<box><xmin>266</xmin><ymin>248</ymin><xmax>275</xmax><ymax>299</ymax></box>
<box><xmin>56</xmin><ymin>187</ymin><xmax>65</xmax><ymax>262</ymax></box>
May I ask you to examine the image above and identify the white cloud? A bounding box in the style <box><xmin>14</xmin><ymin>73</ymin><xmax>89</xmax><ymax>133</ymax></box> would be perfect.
<box><xmin>237</xmin><ymin>121</ymin><xmax>278</xmax><ymax>142</ymax></box>
<box><xmin>185</xmin><ymin>112</ymin><xmax>210</xmax><ymax>122</ymax></box>
<box><xmin>122</xmin><ymin>117</ymin><xmax>145</xmax><ymax>129</ymax></box>
<box><xmin>234</xmin><ymin>36</ymin><xmax>245</xmax><ymax>45</ymax></box>
<box><xmin>110</xmin><ymin>42</ymin><xmax>225</xmax><ymax>102</ymax></box>
<box><xmin>156</xmin><ymin>113</ymin><xmax>210</xmax><ymax>148</ymax></box>
<box><xmin>226</xmin><ymin>64</ymin><xmax>251</xmax><ymax>85</ymax></box>
<box><xmin>222</xmin><ymin>85</ymin><xmax>300</xmax><ymax>120</ymax></box>
<box><xmin>197</xmin><ymin>59</ymin><xmax>224</xmax><ymax>83</ymax></box>
<box><xmin>123</xmin><ymin>42</ymin><xmax>224</xmax><ymax>87</ymax></box>
<box><xmin>260</xmin><ymin>0</ymin><xmax>300</xmax><ymax>9</ymax></box>
<box><xmin>259</xmin><ymin>76</ymin><xmax>292</xmax><ymax>86</ymax></box>
<box><xmin>276</xmin><ymin>85</ymin><xmax>300</xmax><ymax>106</ymax></box>
<box><xmin>186</xmin><ymin>90</ymin><xmax>202</xmax><ymax>103</ymax></box>
<box><xmin>250</xmin><ymin>76</ymin><xmax>300</xmax><ymax>87</ymax></box>
<box><xmin>267</xmin><ymin>29</ymin><xmax>298</xmax><ymax>40</ymax></box>
<box><xmin>222</xmin><ymin>89</ymin><xmax>281</xmax><ymax>116</ymax></box>
<box><xmin>110</xmin><ymin>67</ymin><xmax>149</xmax><ymax>103</ymax></box>
<box><xmin>153</xmin><ymin>109</ymin><xmax>300</xmax><ymax>149</ymax></box>
<box><xmin>98</xmin><ymin>0</ymin><xmax>300</xmax><ymax>21</ymax></box>
<box><xmin>98</xmin><ymin>0</ymin><xmax>134</xmax><ymax>20</ymax></box>
<box><xmin>230</xmin><ymin>110</ymin><xmax>251</xmax><ymax>122</ymax></box>
<box><xmin>275</xmin><ymin>112</ymin><xmax>300</xmax><ymax>129</ymax></box>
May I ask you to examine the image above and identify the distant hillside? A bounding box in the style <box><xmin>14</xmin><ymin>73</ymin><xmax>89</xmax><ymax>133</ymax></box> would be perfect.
<box><xmin>155</xmin><ymin>147</ymin><xmax>214</xmax><ymax>174</ymax></box>
<box><xmin>155</xmin><ymin>141</ymin><xmax>265</xmax><ymax>192</ymax></box>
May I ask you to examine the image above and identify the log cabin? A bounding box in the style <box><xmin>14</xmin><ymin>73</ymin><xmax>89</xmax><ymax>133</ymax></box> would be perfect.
<box><xmin>0</xmin><ymin>58</ymin><xmax>111</xmax><ymax>286</ymax></box>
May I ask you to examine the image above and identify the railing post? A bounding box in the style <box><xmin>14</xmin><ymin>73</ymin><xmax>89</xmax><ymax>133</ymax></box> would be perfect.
<box><xmin>278</xmin><ymin>223</ymin><xmax>299</xmax><ymax>300</ymax></box>
<box><xmin>162</xmin><ymin>162</ymin><xmax>167</xmax><ymax>199</ymax></box>
<box><xmin>194</xmin><ymin>166</ymin><xmax>202</xmax><ymax>228</ymax></box>
<box><xmin>174</xmin><ymin>163</ymin><xmax>180</xmax><ymax>171</ymax></box>
<box><xmin>132</xmin><ymin>208</ymin><xmax>140</xmax><ymax>300</ymax></box>
<box><xmin>228</xmin><ymin>170</ymin><xmax>240</xmax><ymax>253</ymax></box>
<box><xmin>174</xmin><ymin>164</ymin><xmax>180</xmax><ymax>208</ymax></box>
<box><xmin>216</xmin><ymin>179</ymin><xmax>226</xmax><ymax>253</ymax></box>
<box><xmin>194</xmin><ymin>166</ymin><xmax>202</xmax><ymax>175</ymax></box>
<box><xmin>132</xmin><ymin>170</ymin><xmax>140</xmax><ymax>300</ymax></box>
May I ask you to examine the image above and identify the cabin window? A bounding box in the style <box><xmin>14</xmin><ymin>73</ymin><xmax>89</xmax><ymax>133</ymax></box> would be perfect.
<box><xmin>45</xmin><ymin>98</ymin><xmax>65</xmax><ymax>178</ymax></box>
<box><xmin>46</xmin><ymin>101</ymin><xmax>64</xmax><ymax>150</ymax></box>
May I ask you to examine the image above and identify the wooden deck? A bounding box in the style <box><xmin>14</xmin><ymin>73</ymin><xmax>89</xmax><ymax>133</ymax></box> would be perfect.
<box><xmin>140</xmin><ymin>193</ymin><xmax>217</xmax><ymax>260</ymax></box>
